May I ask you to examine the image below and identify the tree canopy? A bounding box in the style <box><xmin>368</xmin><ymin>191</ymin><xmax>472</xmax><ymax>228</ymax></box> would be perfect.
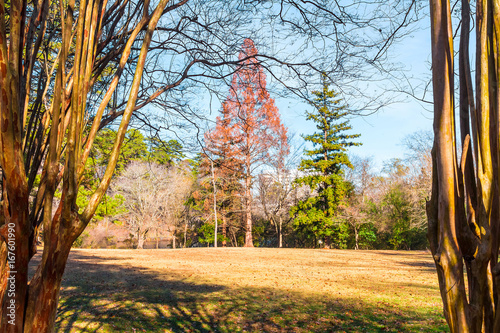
<box><xmin>205</xmin><ymin>39</ymin><xmax>288</xmax><ymax>247</ymax></box>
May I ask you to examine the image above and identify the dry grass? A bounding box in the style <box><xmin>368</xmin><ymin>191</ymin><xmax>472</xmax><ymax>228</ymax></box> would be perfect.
<box><xmin>32</xmin><ymin>248</ymin><xmax>447</xmax><ymax>332</ymax></box>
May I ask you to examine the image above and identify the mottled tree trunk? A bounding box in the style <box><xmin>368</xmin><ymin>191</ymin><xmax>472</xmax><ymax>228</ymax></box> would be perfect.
<box><xmin>354</xmin><ymin>227</ymin><xmax>359</xmax><ymax>250</ymax></box>
<box><xmin>24</xmin><ymin>229</ymin><xmax>74</xmax><ymax>331</ymax></box>
<box><xmin>428</xmin><ymin>0</ymin><xmax>500</xmax><ymax>331</ymax></box>
<box><xmin>0</xmin><ymin>197</ymin><xmax>30</xmax><ymax>333</ymax></box>
<box><xmin>428</xmin><ymin>0</ymin><xmax>470</xmax><ymax>330</ymax></box>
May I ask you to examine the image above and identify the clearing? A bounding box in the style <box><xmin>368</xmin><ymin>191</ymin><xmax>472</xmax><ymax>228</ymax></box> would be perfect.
<box><xmin>31</xmin><ymin>248</ymin><xmax>447</xmax><ymax>332</ymax></box>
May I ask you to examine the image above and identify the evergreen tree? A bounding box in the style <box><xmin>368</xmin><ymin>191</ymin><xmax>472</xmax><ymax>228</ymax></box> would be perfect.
<box><xmin>147</xmin><ymin>137</ymin><xmax>185</xmax><ymax>165</ymax></box>
<box><xmin>291</xmin><ymin>74</ymin><xmax>360</xmax><ymax>248</ymax></box>
<box><xmin>91</xmin><ymin>128</ymin><xmax>148</xmax><ymax>173</ymax></box>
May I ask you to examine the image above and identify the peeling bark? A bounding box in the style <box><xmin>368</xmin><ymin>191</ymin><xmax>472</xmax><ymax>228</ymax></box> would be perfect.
<box><xmin>0</xmin><ymin>0</ymin><xmax>171</xmax><ymax>329</ymax></box>
<box><xmin>429</xmin><ymin>0</ymin><xmax>500</xmax><ymax>331</ymax></box>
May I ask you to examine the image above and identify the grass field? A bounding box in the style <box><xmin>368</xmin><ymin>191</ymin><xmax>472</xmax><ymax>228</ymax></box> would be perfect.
<box><xmin>31</xmin><ymin>248</ymin><xmax>448</xmax><ymax>332</ymax></box>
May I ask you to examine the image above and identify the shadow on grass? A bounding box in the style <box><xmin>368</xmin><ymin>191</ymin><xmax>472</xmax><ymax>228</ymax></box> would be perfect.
<box><xmin>399</xmin><ymin>260</ymin><xmax>436</xmax><ymax>271</ymax></box>
<box><xmin>30</xmin><ymin>251</ymin><xmax>447</xmax><ymax>333</ymax></box>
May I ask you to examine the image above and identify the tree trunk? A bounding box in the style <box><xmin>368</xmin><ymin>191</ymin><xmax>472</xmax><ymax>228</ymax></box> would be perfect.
<box><xmin>211</xmin><ymin>159</ymin><xmax>218</xmax><ymax>248</ymax></box>
<box><xmin>137</xmin><ymin>228</ymin><xmax>145</xmax><ymax>249</ymax></box>
<box><xmin>0</xmin><ymin>196</ymin><xmax>30</xmax><ymax>333</ymax></box>
<box><xmin>21</xmin><ymin>207</ymin><xmax>82</xmax><ymax>332</ymax></box>
<box><xmin>244</xmin><ymin>172</ymin><xmax>253</xmax><ymax>247</ymax></box>
<box><xmin>427</xmin><ymin>0</ymin><xmax>472</xmax><ymax>330</ymax></box>
<box><xmin>222</xmin><ymin>215</ymin><xmax>227</xmax><ymax>247</ymax></box>
<box><xmin>231</xmin><ymin>228</ymin><xmax>238</xmax><ymax>247</ymax></box>
<box><xmin>172</xmin><ymin>235</ymin><xmax>176</xmax><ymax>249</ymax></box>
<box><xmin>23</xmin><ymin>238</ymin><xmax>73</xmax><ymax>332</ymax></box>
<box><xmin>279</xmin><ymin>216</ymin><xmax>283</xmax><ymax>248</ymax></box>
<box><xmin>354</xmin><ymin>226</ymin><xmax>359</xmax><ymax>250</ymax></box>
<box><xmin>156</xmin><ymin>228</ymin><xmax>159</xmax><ymax>249</ymax></box>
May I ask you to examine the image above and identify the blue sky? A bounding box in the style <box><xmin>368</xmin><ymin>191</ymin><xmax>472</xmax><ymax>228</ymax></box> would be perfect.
<box><xmin>276</xmin><ymin>21</ymin><xmax>433</xmax><ymax>170</ymax></box>
<box><xmin>185</xmin><ymin>12</ymin><xmax>434</xmax><ymax>171</ymax></box>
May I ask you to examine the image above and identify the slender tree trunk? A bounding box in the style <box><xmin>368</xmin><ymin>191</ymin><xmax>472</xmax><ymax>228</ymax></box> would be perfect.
<box><xmin>172</xmin><ymin>235</ymin><xmax>176</xmax><ymax>249</ymax></box>
<box><xmin>211</xmin><ymin>159</ymin><xmax>218</xmax><ymax>248</ymax></box>
<box><xmin>354</xmin><ymin>227</ymin><xmax>359</xmax><ymax>250</ymax></box>
<box><xmin>156</xmin><ymin>228</ymin><xmax>159</xmax><ymax>249</ymax></box>
<box><xmin>231</xmin><ymin>228</ymin><xmax>237</xmax><ymax>247</ymax></box>
<box><xmin>279</xmin><ymin>216</ymin><xmax>283</xmax><ymax>248</ymax></box>
<box><xmin>244</xmin><ymin>171</ymin><xmax>253</xmax><ymax>247</ymax></box>
<box><xmin>222</xmin><ymin>215</ymin><xmax>227</xmax><ymax>247</ymax></box>
<box><xmin>184</xmin><ymin>220</ymin><xmax>188</xmax><ymax>248</ymax></box>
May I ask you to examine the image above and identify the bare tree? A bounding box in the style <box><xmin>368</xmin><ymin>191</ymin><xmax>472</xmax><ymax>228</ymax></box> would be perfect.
<box><xmin>343</xmin><ymin>156</ymin><xmax>377</xmax><ymax>250</ymax></box>
<box><xmin>163</xmin><ymin>162</ymin><xmax>194</xmax><ymax>249</ymax></box>
<box><xmin>0</xmin><ymin>0</ymin><xmax>422</xmax><ymax>329</ymax></box>
<box><xmin>114</xmin><ymin>161</ymin><xmax>191</xmax><ymax>249</ymax></box>
<box><xmin>346</xmin><ymin>141</ymin><xmax>432</xmax><ymax>251</ymax></box>
<box><xmin>255</xmin><ymin>134</ymin><xmax>302</xmax><ymax>247</ymax></box>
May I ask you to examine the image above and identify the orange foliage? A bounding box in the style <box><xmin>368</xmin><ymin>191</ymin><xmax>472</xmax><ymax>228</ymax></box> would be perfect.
<box><xmin>205</xmin><ymin>38</ymin><xmax>289</xmax><ymax>246</ymax></box>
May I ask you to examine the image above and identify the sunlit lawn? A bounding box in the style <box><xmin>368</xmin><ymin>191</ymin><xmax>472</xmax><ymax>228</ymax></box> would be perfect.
<box><xmin>30</xmin><ymin>248</ymin><xmax>447</xmax><ymax>332</ymax></box>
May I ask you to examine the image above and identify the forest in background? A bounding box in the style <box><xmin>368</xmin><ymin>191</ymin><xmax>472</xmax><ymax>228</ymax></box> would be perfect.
<box><xmin>71</xmin><ymin>118</ymin><xmax>431</xmax><ymax>251</ymax></box>
<box><xmin>62</xmin><ymin>39</ymin><xmax>432</xmax><ymax>252</ymax></box>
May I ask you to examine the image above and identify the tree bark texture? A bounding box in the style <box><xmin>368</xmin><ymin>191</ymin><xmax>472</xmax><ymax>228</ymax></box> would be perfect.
<box><xmin>428</xmin><ymin>0</ymin><xmax>500</xmax><ymax>331</ymax></box>
<box><xmin>0</xmin><ymin>0</ymin><xmax>170</xmax><ymax>330</ymax></box>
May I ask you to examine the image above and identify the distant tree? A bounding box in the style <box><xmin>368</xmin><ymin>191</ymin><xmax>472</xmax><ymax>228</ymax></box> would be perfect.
<box><xmin>255</xmin><ymin>172</ymin><xmax>295</xmax><ymax>248</ymax></box>
<box><xmin>206</xmin><ymin>38</ymin><xmax>288</xmax><ymax>247</ymax></box>
<box><xmin>382</xmin><ymin>158</ymin><xmax>428</xmax><ymax>250</ymax></box>
<box><xmin>343</xmin><ymin>156</ymin><xmax>377</xmax><ymax>250</ymax></box>
<box><xmin>148</xmin><ymin>137</ymin><xmax>185</xmax><ymax>165</ymax></box>
<box><xmin>163</xmin><ymin>162</ymin><xmax>195</xmax><ymax>249</ymax></box>
<box><xmin>197</xmin><ymin>223</ymin><xmax>226</xmax><ymax>247</ymax></box>
<box><xmin>255</xmin><ymin>134</ymin><xmax>303</xmax><ymax>247</ymax></box>
<box><xmin>114</xmin><ymin>162</ymin><xmax>191</xmax><ymax>249</ymax></box>
<box><xmin>291</xmin><ymin>74</ymin><xmax>360</xmax><ymax>248</ymax></box>
<box><xmin>204</xmin><ymin>102</ymin><xmax>245</xmax><ymax>247</ymax></box>
<box><xmin>91</xmin><ymin>128</ymin><xmax>148</xmax><ymax>174</ymax></box>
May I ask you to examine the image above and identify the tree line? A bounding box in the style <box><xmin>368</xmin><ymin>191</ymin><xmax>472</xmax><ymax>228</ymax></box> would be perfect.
<box><xmin>73</xmin><ymin>41</ymin><xmax>431</xmax><ymax>251</ymax></box>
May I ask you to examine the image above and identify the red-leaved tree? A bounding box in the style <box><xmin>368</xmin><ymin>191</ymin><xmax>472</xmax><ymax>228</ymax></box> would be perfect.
<box><xmin>206</xmin><ymin>39</ymin><xmax>288</xmax><ymax>247</ymax></box>
<box><xmin>203</xmin><ymin>105</ymin><xmax>244</xmax><ymax>247</ymax></box>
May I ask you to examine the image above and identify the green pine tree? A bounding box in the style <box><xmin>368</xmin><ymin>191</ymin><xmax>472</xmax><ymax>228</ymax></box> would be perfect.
<box><xmin>147</xmin><ymin>137</ymin><xmax>185</xmax><ymax>165</ymax></box>
<box><xmin>91</xmin><ymin>128</ymin><xmax>148</xmax><ymax>173</ymax></box>
<box><xmin>291</xmin><ymin>74</ymin><xmax>361</xmax><ymax>248</ymax></box>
